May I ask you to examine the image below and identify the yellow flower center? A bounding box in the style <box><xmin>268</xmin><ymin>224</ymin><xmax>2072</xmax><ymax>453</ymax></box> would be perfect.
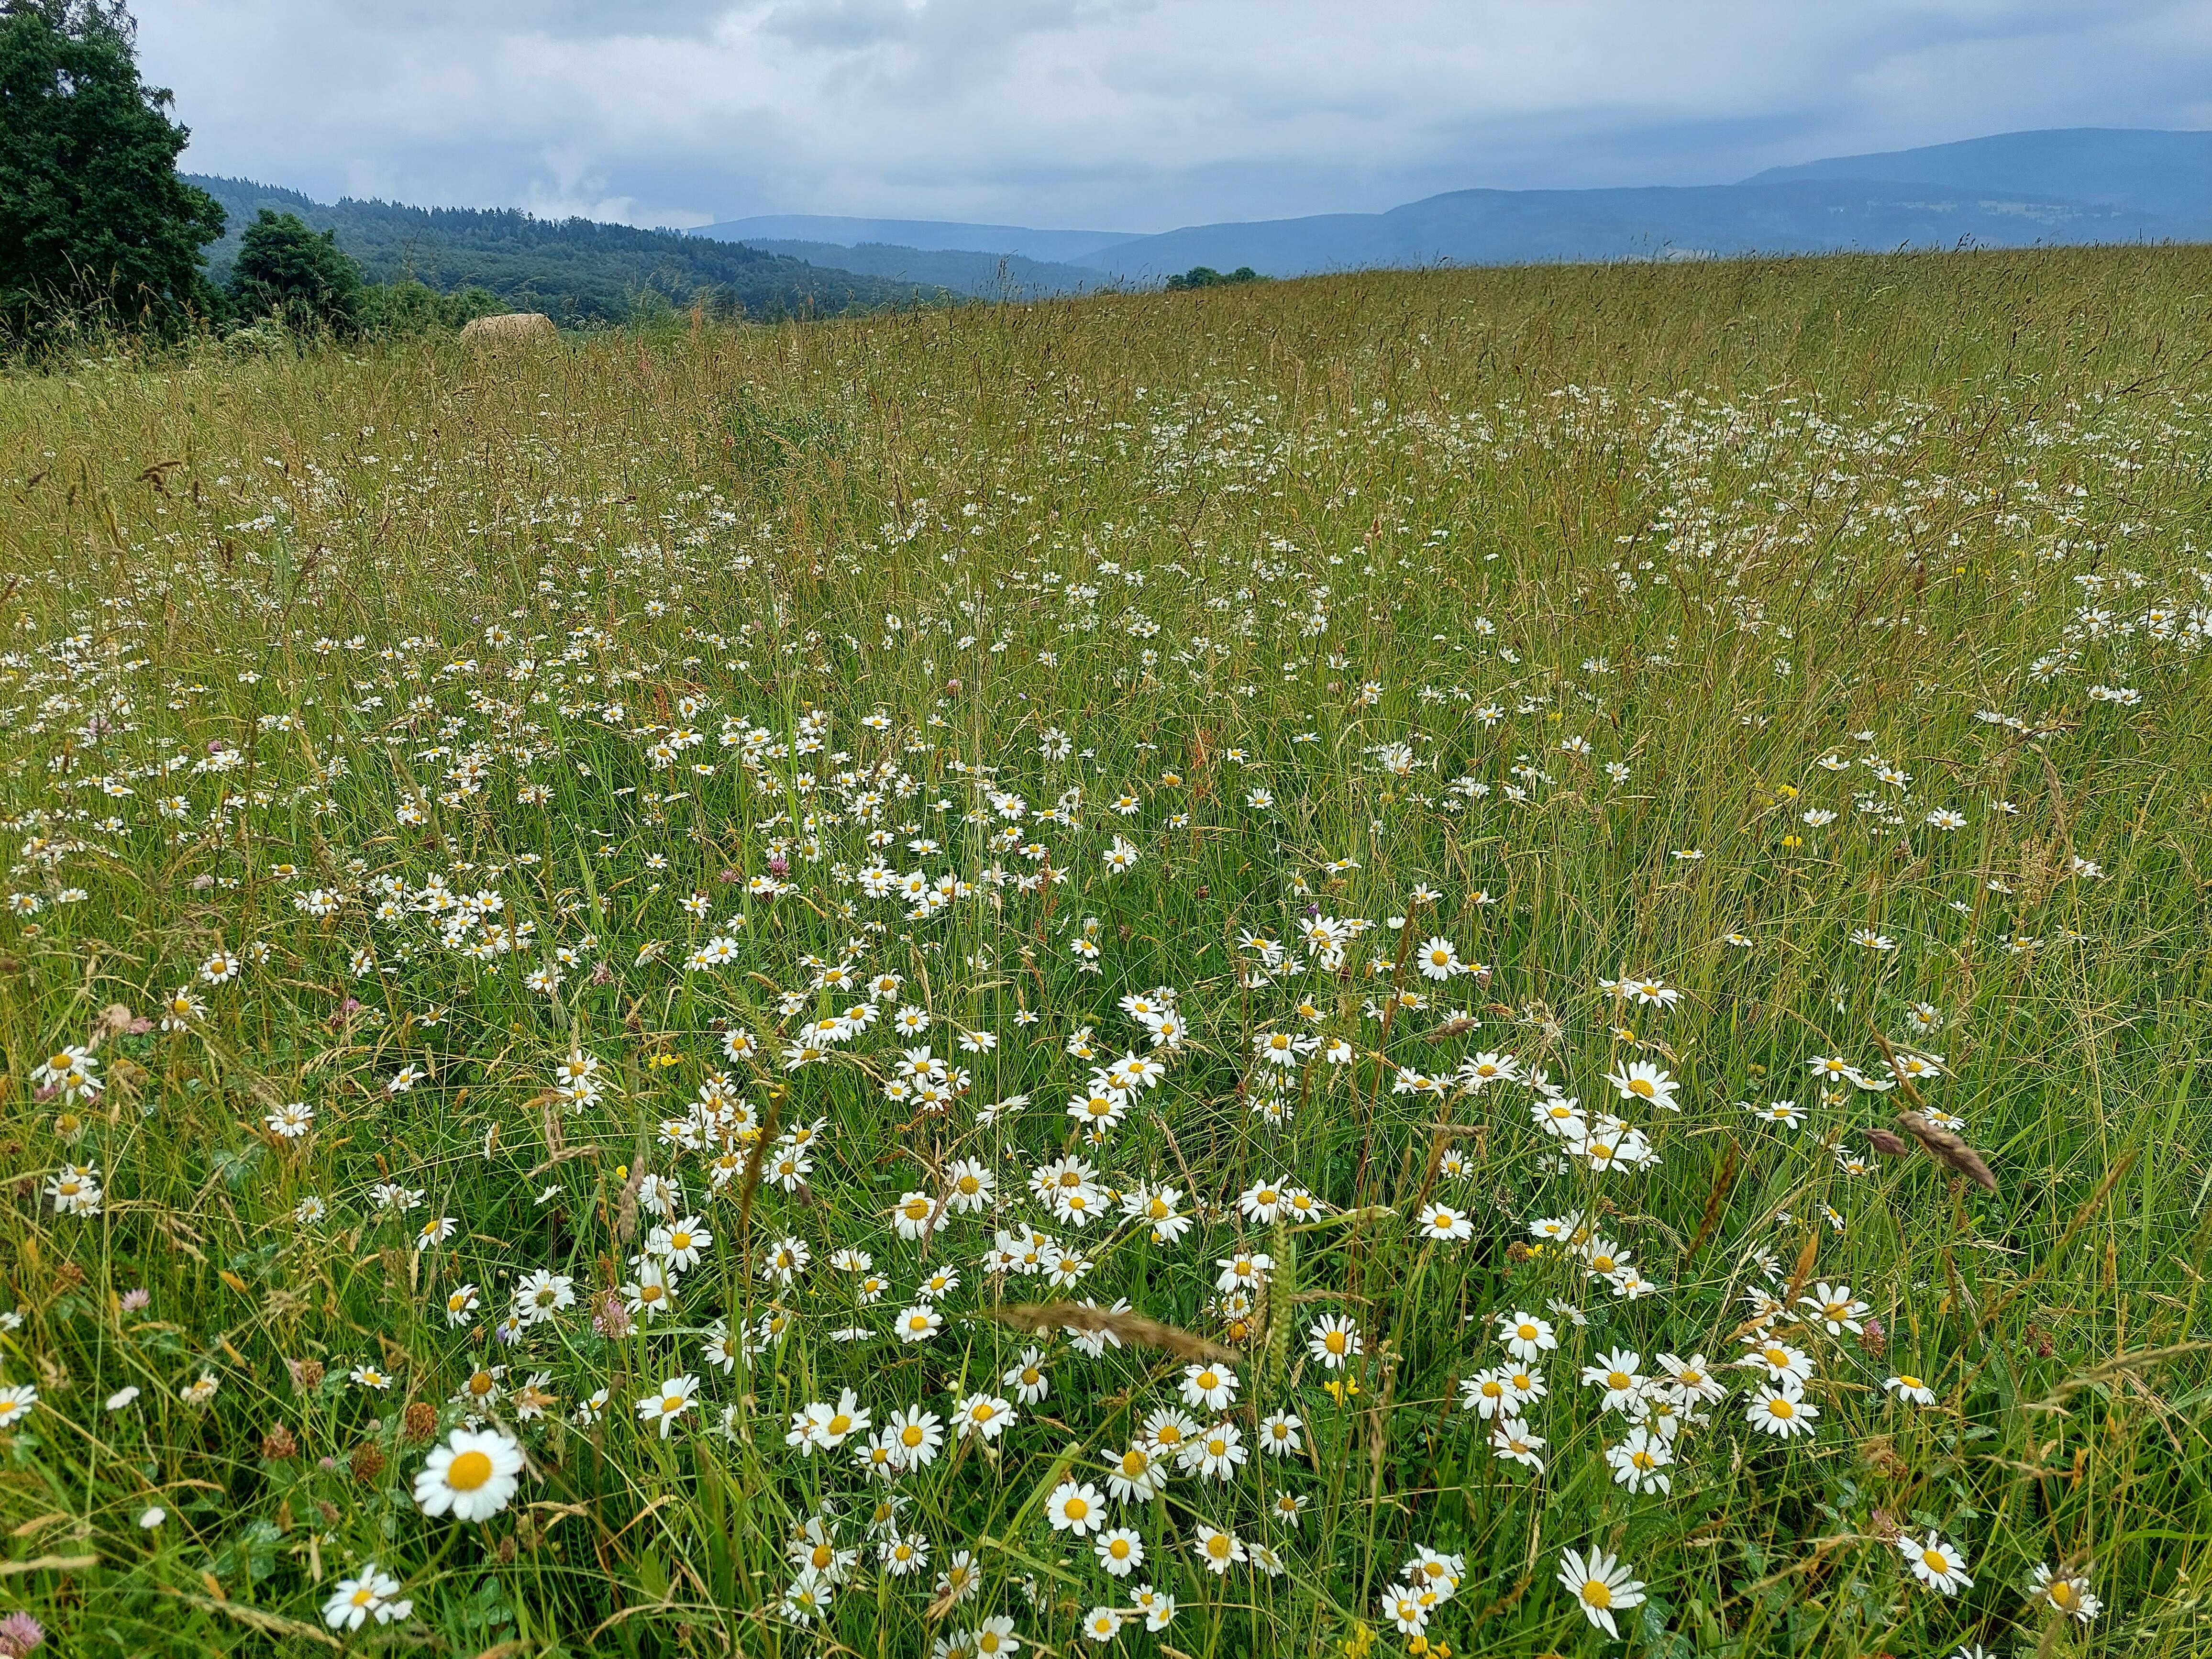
<box><xmin>1923</xmin><ymin>1550</ymin><xmax>1948</xmax><ymax>1573</ymax></box>
<box><xmin>1582</xmin><ymin>1580</ymin><xmax>1612</xmax><ymax>1609</ymax></box>
<box><xmin>1065</xmin><ymin>1497</ymin><xmax>1089</xmax><ymax>1520</ymax></box>
<box><xmin>446</xmin><ymin>1449</ymin><xmax>494</xmax><ymax>1490</ymax></box>
<box><xmin>828</xmin><ymin>1413</ymin><xmax>852</xmax><ymax>1435</ymax></box>
<box><xmin>902</xmin><ymin>1425</ymin><xmax>924</xmax><ymax>1448</ymax></box>
<box><xmin>1769</xmin><ymin>1398</ymin><xmax>1795</xmax><ymax>1418</ymax></box>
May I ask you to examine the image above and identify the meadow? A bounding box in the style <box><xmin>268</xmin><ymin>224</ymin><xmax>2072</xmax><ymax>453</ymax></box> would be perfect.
<box><xmin>2</xmin><ymin>246</ymin><xmax>2211</xmax><ymax>1659</ymax></box>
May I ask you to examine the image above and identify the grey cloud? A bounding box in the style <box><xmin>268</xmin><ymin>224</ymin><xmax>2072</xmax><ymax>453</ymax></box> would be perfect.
<box><xmin>131</xmin><ymin>0</ymin><xmax>2212</xmax><ymax>232</ymax></box>
<box><xmin>341</xmin><ymin>0</ymin><xmax>741</xmax><ymax>38</ymax></box>
<box><xmin>755</xmin><ymin>0</ymin><xmax>925</xmax><ymax>51</ymax></box>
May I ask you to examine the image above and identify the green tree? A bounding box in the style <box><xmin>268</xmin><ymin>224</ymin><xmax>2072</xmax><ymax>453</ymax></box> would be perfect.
<box><xmin>354</xmin><ymin>277</ymin><xmax>503</xmax><ymax>337</ymax></box>
<box><xmin>228</xmin><ymin>209</ymin><xmax>362</xmax><ymax>333</ymax></box>
<box><xmin>1165</xmin><ymin>265</ymin><xmax>1261</xmax><ymax>291</ymax></box>
<box><xmin>0</xmin><ymin>0</ymin><xmax>224</xmax><ymax>343</ymax></box>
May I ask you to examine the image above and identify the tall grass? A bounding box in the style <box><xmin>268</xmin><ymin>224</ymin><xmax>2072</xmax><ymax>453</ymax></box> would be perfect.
<box><xmin>1</xmin><ymin>245</ymin><xmax>2210</xmax><ymax>1658</ymax></box>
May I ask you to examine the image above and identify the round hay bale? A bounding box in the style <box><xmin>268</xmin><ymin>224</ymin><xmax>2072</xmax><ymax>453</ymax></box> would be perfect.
<box><xmin>459</xmin><ymin>312</ymin><xmax>557</xmax><ymax>345</ymax></box>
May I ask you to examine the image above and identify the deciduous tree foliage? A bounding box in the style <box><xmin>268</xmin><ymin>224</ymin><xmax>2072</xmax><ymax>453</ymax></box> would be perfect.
<box><xmin>0</xmin><ymin>0</ymin><xmax>223</xmax><ymax>343</ymax></box>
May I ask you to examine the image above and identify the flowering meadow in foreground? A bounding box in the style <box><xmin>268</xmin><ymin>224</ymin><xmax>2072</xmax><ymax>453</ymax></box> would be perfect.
<box><xmin>3</xmin><ymin>249</ymin><xmax>2212</xmax><ymax>1658</ymax></box>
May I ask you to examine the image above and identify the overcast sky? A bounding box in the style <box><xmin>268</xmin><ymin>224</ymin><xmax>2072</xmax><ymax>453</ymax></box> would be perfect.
<box><xmin>130</xmin><ymin>0</ymin><xmax>2212</xmax><ymax>233</ymax></box>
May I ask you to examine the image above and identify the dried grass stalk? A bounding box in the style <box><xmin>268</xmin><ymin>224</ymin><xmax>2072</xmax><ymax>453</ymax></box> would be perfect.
<box><xmin>1895</xmin><ymin>1111</ymin><xmax>1998</xmax><ymax>1192</ymax></box>
<box><xmin>1686</xmin><ymin>1138</ymin><xmax>1739</xmax><ymax>1258</ymax></box>
<box><xmin>1782</xmin><ymin>1227</ymin><xmax>1821</xmax><ymax>1307</ymax></box>
<box><xmin>987</xmin><ymin>1302</ymin><xmax>1231</xmax><ymax>1363</ymax></box>
<box><xmin>614</xmin><ymin>1160</ymin><xmax>645</xmax><ymax>1241</ymax></box>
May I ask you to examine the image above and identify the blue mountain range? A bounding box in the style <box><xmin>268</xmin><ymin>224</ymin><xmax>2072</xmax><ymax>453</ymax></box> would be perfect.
<box><xmin>692</xmin><ymin>128</ymin><xmax>2212</xmax><ymax>292</ymax></box>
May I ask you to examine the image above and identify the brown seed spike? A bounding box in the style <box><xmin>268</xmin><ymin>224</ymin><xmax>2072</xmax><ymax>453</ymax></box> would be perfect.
<box><xmin>1782</xmin><ymin>1227</ymin><xmax>1821</xmax><ymax>1309</ymax></box>
<box><xmin>1866</xmin><ymin>1128</ymin><xmax>1910</xmax><ymax>1158</ymax></box>
<box><xmin>1686</xmin><ymin>1138</ymin><xmax>1739</xmax><ymax>1259</ymax></box>
<box><xmin>986</xmin><ymin>1302</ymin><xmax>1232</xmax><ymax>1363</ymax></box>
<box><xmin>1894</xmin><ymin>1111</ymin><xmax>1998</xmax><ymax>1193</ymax></box>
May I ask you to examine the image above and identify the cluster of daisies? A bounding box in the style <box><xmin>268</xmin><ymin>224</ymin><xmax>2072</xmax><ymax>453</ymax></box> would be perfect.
<box><xmin>5</xmin><ymin>356</ymin><xmax>2188</xmax><ymax>1659</ymax></box>
<box><xmin>10</xmin><ymin>710</ymin><xmax>2117</xmax><ymax>1658</ymax></box>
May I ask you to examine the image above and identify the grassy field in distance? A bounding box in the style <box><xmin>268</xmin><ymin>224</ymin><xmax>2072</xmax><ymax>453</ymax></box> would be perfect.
<box><xmin>1</xmin><ymin>246</ymin><xmax>2210</xmax><ymax>1657</ymax></box>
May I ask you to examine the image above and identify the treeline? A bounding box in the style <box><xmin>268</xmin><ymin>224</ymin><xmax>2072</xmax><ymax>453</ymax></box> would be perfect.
<box><xmin>1164</xmin><ymin>265</ymin><xmax>1263</xmax><ymax>290</ymax></box>
<box><xmin>190</xmin><ymin>177</ymin><xmax>939</xmax><ymax>329</ymax></box>
<box><xmin>1</xmin><ymin>0</ymin><xmax>937</xmax><ymax>355</ymax></box>
<box><xmin>211</xmin><ymin>207</ymin><xmax>505</xmax><ymax>341</ymax></box>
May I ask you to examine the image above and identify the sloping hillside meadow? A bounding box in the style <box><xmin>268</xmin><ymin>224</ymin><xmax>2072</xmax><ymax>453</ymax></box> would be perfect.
<box><xmin>2</xmin><ymin>249</ymin><xmax>2211</xmax><ymax>1658</ymax></box>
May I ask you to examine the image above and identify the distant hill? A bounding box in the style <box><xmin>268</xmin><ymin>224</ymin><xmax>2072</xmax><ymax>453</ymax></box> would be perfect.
<box><xmin>1745</xmin><ymin>128</ymin><xmax>2212</xmax><ymax>222</ymax></box>
<box><xmin>702</xmin><ymin>128</ymin><xmax>2211</xmax><ymax>285</ymax></box>
<box><xmin>192</xmin><ymin>128</ymin><xmax>2212</xmax><ymax>321</ymax></box>
<box><xmin>728</xmin><ymin>239</ymin><xmax>1107</xmax><ymax>299</ymax></box>
<box><xmin>1072</xmin><ymin>177</ymin><xmax>2201</xmax><ymax>280</ymax></box>
<box><xmin>693</xmin><ymin>214</ymin><xmax>1130</xmax><ymax>263</ymax></box>
<box><xmin>187</xmin><ymin>177</ymin><xmax>939</xmax><ymax>324</ymax></box>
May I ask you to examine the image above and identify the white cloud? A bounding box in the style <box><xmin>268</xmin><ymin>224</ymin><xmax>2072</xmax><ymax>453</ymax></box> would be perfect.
<box><xmin>132</xmin><ymin>0</ymin><xmax>2212</xmax><ymax>231</ymax></box>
